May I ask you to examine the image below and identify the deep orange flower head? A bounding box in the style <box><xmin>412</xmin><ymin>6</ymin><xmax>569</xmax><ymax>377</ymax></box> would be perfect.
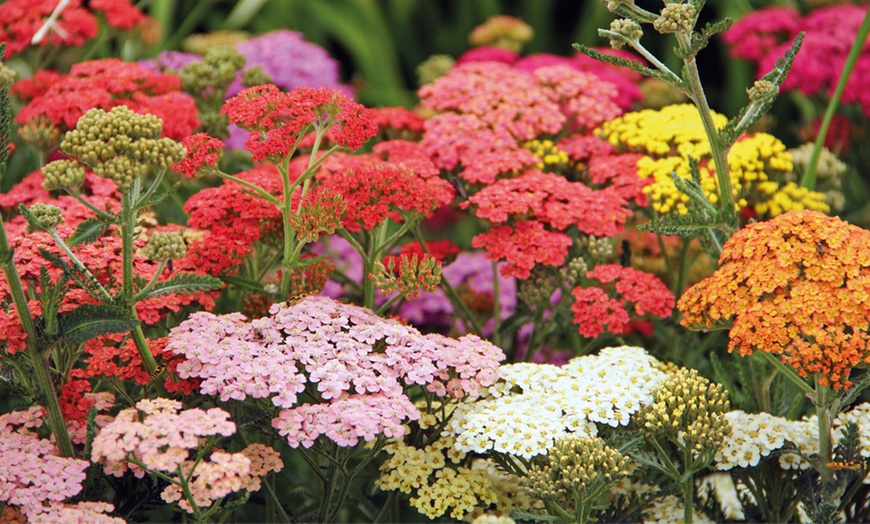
<box><xmin>679</xmin><ymin>210</ymin><xmax>870</xmax><ymax>389</ymax></box>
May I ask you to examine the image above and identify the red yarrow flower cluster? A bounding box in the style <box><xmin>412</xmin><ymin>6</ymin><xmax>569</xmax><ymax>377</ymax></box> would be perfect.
<box><xmin>317</xmin><ymin>159</ymin><xmax>454</xmax><ymax>232</ymax></box>
<box><xmin>14</xmin><ymin>59</ymin><xmax>199</xmax><ymax>140</ymax></box>
<box><xmin>472</xmin><ymin>220</ymin><xmax>572</xmax><ymax>279</ymax></box>
<box><xmin>0</xmin><ymin>0</ymin><xmax>97</xmax><ymax>58</ymax></box>
<box><xmin>463</xmin><ymin>169</ymin><xmax>631</xmax><ymax>237</ymax></box>
<box><xmin>222</xmin><ymin>84</ymin><xmax>378</xmax><ymax>161</ymax></box>
<box><xmin>571</xmin><ymin>264</ymin><xmax>674</xmax><ymax>338</ymax></box>
<box><xmin>172</xmin><ymin>133</ymin><xmax>224</xmax><ymax>178</ymax></box>
<box><xmin>399</xmin><ymin>239</ymin><xmax>461</xmax><ymax>265</ymax></box>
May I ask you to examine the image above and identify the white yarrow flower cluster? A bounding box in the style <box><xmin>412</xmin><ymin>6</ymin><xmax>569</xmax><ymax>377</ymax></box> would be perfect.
<box><xmin>642</xmin><ymin>494</ymin><xmax>715</xmax><ymax>524</ymax></box>
<box><xmin>714</xmin><ymin>410</ymin><xmax>821</xmax><ymax>471</ymax></box>
<box><xmin>445</xmin><ymin>346</ymin><xmax>669</xmax><ymax>459</ymax></box>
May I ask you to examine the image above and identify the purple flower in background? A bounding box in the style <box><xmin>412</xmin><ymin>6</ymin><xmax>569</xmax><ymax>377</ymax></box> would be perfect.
<box><xmin>138</xmin><ymin>50</ymin><xmax>201</xmax><ymax>73</ymax></box>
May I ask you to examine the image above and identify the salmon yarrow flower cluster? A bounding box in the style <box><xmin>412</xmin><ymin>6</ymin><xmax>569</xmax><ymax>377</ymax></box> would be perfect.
<box><xmin>91</xmin><ymin>398</ymin><xmax>282</xmax><ymax>516</ymax></box>
<box><xmin>166</xmin><ymin>296</ymin><xmax>504</xmax><ymax>448</ymax></box>
<box><xmin>445</xmin><ymin>346</ymin><xmax>669</xmax><ymax>459</ymax></box>
<box><xmin>600</xmin><ymin>104</ymin><xmax>828</xmax><ymax>218</ymax></box>
<box><xmin>679</xmin><ymin>210</ymin><xmax>870</xmax><ymax>389</ymax></box>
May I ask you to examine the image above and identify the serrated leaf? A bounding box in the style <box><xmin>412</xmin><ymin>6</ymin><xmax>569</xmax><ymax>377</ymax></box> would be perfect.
<box><xmin>57</xmin><ymin>304</ymin><xmax>138</xmax><ymax>344</ymax></box>
<box><xmin>38</xmin><ymin>248</ymin><xmax>107</xmax><ymax>301</ymax></box>
<box><xmin>508</xmin><ymin>510</ymin><xmax>559</xmax><ymax>523</ymax></box>
<box><xmin>135</xmin><ymin>182</ymin><xmax>180</xmax><ymax>210</ymax></box>
<box><xmin>574</xmin><ymin>44</ymin><xmax>683</xmax><ymax>87</ymax></box>
<box><xmin>680</xmin><ymin>18</ymin><xmax>733</xmax><ymax>58</ymax></box>
<box><xmin>138</xmin><ymin>272</ymin><xmax>223</xmax><ymax>300</ymax></box>
<box><xmin>220</xmin><ymin>275</ymin><xmax>265</xmax><ymax>293</ymax></box>
<box><xmin>67</xmin><ymin>218</ymin><xmax>111</xmax><ymax>247</ymax></box>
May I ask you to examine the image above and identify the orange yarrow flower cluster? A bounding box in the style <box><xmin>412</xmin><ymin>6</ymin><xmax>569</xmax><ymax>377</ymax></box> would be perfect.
<box><xmin>679</xmin><ymin>210</ymin><xmax>870</xmax><ymax>389</ymax></box>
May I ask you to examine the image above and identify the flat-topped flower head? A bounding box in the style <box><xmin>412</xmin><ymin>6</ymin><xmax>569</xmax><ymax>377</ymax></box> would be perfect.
<box><xmin>472</xmin><ymin>221</ymin><xmax>572</xmax><ymax>279</ymax></box>
<box><xmin>446</xmin><ymin>346</ymin><xmax>669</xmax><ymax>459</ymax></box>
<box><xmin>166</xmin><ymin>295</ymin><xmax>504</xmax><ymax>448</ymax></box>
<box><xmin>222</xmin><ymin>84</ymin><xmax>377</xmax><ymax>161</ymax></box>
<box><xmin>679</xmin><ymin>210</ymin><xmax>870</xmax><ymax>389</ymax></box>
<box><xmin>172</xmin><ymin>133</ymin><xmax>224</xmax><ymax>178</ymax></box>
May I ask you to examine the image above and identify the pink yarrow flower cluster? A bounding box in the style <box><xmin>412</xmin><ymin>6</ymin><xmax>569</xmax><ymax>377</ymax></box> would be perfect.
<box><xmin>166</xmin><ymin>296</ymin><xmax>504</xmax><ymax>448</ymax></box>
<box><xmin>0</xmin><ymin>409</ymin><xmax>91</xmax><ymax>520</ymax></box>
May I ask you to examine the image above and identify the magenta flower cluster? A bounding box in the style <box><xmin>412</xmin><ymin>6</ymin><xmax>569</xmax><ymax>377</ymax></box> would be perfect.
<box><xmin>166</xmin><ymin>295</ymin><xmax>505</xmax><ymax>447</ymax></box>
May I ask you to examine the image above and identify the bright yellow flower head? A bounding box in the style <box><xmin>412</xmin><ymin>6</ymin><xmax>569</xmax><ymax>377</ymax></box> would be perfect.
<box><xmin>601</xmin><ymin>104</ymin><xmax>828</xmax><ymax>218</ymax></box>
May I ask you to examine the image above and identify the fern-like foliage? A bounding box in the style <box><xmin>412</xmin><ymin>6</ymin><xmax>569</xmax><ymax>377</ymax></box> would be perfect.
<box><xmin>573</xmin><ymin>43</ymin><xmax>685</xmax><ymax>88</ymax></box>
<box><xmin>0</xmin><ymin>44</ymin><xmax>11</xmax><ymax>187</ymax></box>
<box><xmin>136</xmin><ymin>272</ymin><xmax>223</xmax><ymax>300</ymax></box>
<box><xmin>67</xmin><ymin>218</ymin><xmax>112</xmax><ymax>247</ymax></box>
<box><xmin>57</xmin><ymin>304</ymin><xmax>139</xmax><ymax>344</ymax></box>
<box><xmin>135</xmin><ymin>181</ymin><xmax>180</xmax><ymax>211</ymax></box>
<box><xmin>680</xmin><ymin>18</ymin><xmax>733</xmax><ymax>59</ymax></box>
<box><xmin>38</xmin><ymin>247</ymin><xmax>108</xmax><ymax>302</ymax></box>
<box><xmin>719</xmin><ymin>32</ymin><xmax>805</xmax><ymax>148</ymax></box>
<box><xmin>219</xmin><ymin>275</ymin><xmax>266</xmax><ymax>294</ymax></box>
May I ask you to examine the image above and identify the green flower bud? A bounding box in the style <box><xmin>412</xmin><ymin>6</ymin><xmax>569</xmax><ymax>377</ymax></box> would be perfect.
<box><xmin>25</xmin><ymin>203</ymin><xmax>64</xmax><ymax>233</ymax></box>
<box><xmin>242</xmin><ymin>65</ymin><xmax>273</xmax><ymax>89</ymax></box>
<box><xmin>608</xmin><ymin>19</ymin><xmax>643</xmax><ymax>48</ymax></box>
<box><xmin>143</xmin><ymin>231</ymin><xmax>188</xmax><ymax>262</ymax></box>
<box><xmin>417</xmin><ymin>54</ymin><xmax>456</xmax><ymax>86</ymax></box>
<box><xmin>41</xmin><ymin>160</ymin><xmax>87</xmax><ymax>190</ymax></box>
<box><xmin>18</xmin><ymin>117</ymin><xmax>62</xmax><ymax>152</ymax></box>
<box><xmin>199</xmin><ymin>112</ymin><xmax>231</xmax><ymax>139</ymax></box>
<box><xmin>0</xmin><ymin>62</ymin><xmax>18</xmax><ymax>90</ymax></box>
<box><xmin>653</xmin><ymin>3</ymin><xmax>696</xmax><ymax>34</ymax></box>
<box><xmin>746</xmin><ymin>79</ymin><xmax>778</xmax><ymax>103</ymax></box>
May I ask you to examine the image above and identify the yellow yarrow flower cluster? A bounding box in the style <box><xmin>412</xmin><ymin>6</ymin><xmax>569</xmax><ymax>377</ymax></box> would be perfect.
<box><xmin>600</xmin><ymin>104</ymin><xmax>828</xmax><ymax>218</ymax></box>
<box><xmin>522</xmin><ymin>139</ymin><xmax>571</xmax><ymax>172</ymax></box>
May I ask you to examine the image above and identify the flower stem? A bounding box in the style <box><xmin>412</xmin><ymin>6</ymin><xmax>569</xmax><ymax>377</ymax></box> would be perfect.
<box><xmin>0</xmin><ymin>221</ymin><xmax>74</xmax><ymax>457</ymax></box>
<box><xmin>800</xmin><ymin>6</ymin><xmax>870</xmax><ymax>189</ymax></box>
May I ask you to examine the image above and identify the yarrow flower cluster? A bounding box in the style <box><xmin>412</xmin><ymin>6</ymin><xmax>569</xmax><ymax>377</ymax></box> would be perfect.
<box><xmin>221</xmin><ymin>84</ymin><xmax>377</xmax><ymax>161</ymax></box>
<box><xmin>166</xmin><ymin>296</ymin><xmax>504</xmax><ymax>448</ymax></box>
<box><xmin>571</xmin><ymin>264</ymin><xmax>674</xmax><ymax>338</ymax></box>
<box><xmin>90</xmin><ymin>398</ymin><xmax>281</xmax><ymax>513</ymax></box>
<box><xmin>600</xmin><ymin>104</ymin><xmax>827</xmax><ymax>217</ymax></box>
<box><xmin>679</xmin><ymin>210</ymin><xmax>870</xmax><ymax>389</ymax></box>
<box><xmin>13</xmin><ymin>59</ymin><xmax>199</xmax><ymax>143</ymax></box>
<box><xmin>445</xmin><ymin>346</ymin><xmax>670</xmax><ymax>459</ymax></box>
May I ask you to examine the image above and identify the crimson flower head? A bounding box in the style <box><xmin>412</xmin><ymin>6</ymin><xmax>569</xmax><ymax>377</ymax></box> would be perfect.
<box><xmin>317</xmin><ymin>160</ymin><xmax>454</xmax><ymax>232</ymax></box>
<box><xmin>172</xmin><ymin>133</ymin><xmax>224</xmax><ymax>178</ymax></box>
<box><xmin>222</xmin><ymin>84</ymin><xmax>378</xmax><ymax>161</ymax></box>
<box><xmin>0</xmin><ymin>0</ymin><xmax>97</xmax><ymax>58</ymax></box>
<box><xmin>399</xmin><ymin>240</ymin><xmax>461</xmax><ymax>265</ymax></box>
<box><xmin>472</xmin><ymin>220</ymin><xmax>572</xmax><ymax>279</ymax></box>
<box><xmin>14</xmin><ymin>59</ymin><xmax>199</xmax><ymax>141</ymax></box>
<box><xmin>571</xmin><ymin>264</ymin><xmax>674</xmax><ymax>338</ymax></box>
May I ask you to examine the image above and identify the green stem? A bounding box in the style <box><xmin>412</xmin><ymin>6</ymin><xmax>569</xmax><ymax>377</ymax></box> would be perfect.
<box><xmin>814</xmin><ymin>379</ymin><xmax>835</xmax><ymax>488</ymax></box>
<box><xmin>218</xmin><ymin>171</ymin><xmax>282</xmax><ymax>207</ymax></box>
<box><xmin>66</xmin><ymin>189</ymin><xmax>118</xmax><ymax>222</ymax></box>
<box><xmin>800</xmin><ymin>6</ymin><xmax>870</xmax><ymax>189</ymax></box>
<box><xmin>682</xmin><ymin>472</ymin><xmax>694</xmax><ymax>524</ymax></box>
<box><xmin>132</xmin><ymin>260</ymin><xmax>168</xmax><ymax>301</ymax></box>
<box><xmin>756</xmin><ymin>351</ymin><xmax>815</xmax><ymax>395</ymax></box>
<box><xmin>48</xmin><ymin>229</ymin><xmax>113</xmax><ymax>301</ymax></box>
<box><xmin>375</xmin><ymin>292</ymin><xmax>404</xmax><ymax>316</ymax></box>
<box><xmin>676</xmin><ymin>32</ymin><xmax>736</xmax><ymax>217</ymax></box>
<box><xmin>410</xmin><ymin>226</ymin><xmax>486</xmax><ymax>336</ymax></box>
<box><xmin>491</xmin><ymin>261</ymin><xmax>501</xmax><ymax>348</ymax></box>
<box><xmin>0</xmin><ymin>224</ymin><xmax>74</xmax><ymax>456</ymax></box>
<box><xmin>134</xmin><ymin>169</ymin><xmax>166</xmax><ymax>210</ymax></box>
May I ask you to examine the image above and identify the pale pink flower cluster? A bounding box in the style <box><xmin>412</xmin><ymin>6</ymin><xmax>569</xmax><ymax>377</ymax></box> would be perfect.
<box><xmin>29</xmin><ymin>502</ymin><xmax>124</xmax><ymax>523</ymax></box>
<box><xmin>90</xmin><ymin>398</ymin><xmax>236</xmax><ymax>478</ymax></box>
<box><xmin>160</xmin><ymin>450</ymin><xmax>252</xmax><ymax>513</ymax></box>
<box><xmin>0</xmin><ymin>411</ymin><xmax>89</xmax><ymax>519</ymax></box>
<box><xmin>159</xmin><ymin>443</ymin><xmax>284</xmax><ymax>513</ymax></box>
<box><xmin>532</xmin><ymin>65</ymin><xmax>621</xmax><ymax>132</ymax></box>
<box><xmin>166</xmin><ymin>296</ymin><xmax>504</xmax><ymax>448</ymax></box>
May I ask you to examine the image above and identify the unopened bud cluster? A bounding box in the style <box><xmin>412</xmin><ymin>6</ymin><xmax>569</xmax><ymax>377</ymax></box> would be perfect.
<box><xmin>608</xmin><ymin>19</ymin><xmax>643</xmax><ymax>48</ymax></box>
<box><xmin>653</xmin><ymin>3</ymin><xmax>696</xmax><ymax>34</ymax></box>
<box><xmin>559</xmin><ymin>257</ymin><xmax>589</xmax><ymax>286</ymax></box>
<box><xmin>60</xmin><ymin>106</ymin><xmax>184</xmax><ymax>191</ymax></box>
<box><xmin>370</xmin><ymin>253</ymin><xmax>442</xmax><ymax>299</ymax></box>
<box><xmin>143</xmin><ymin>232</ymin><xmax>187</xmax><ymax>262</ymax></box>
<box><xmin>518</xmin><ymin>268</ymin><xmax>557</xmax><ymax>305</ymax></box>
<box><xmin>25</xmin><ymin>203</ymin><xmax>64</xmax><ymax>233</ymax></box>
<box><xmin>181</xmin><ymin>47</ymin><xmax>246</xmax><ymax>96</ymax></box>
<box><xmin>636</xmin><ymin>368</ymin><xmax>731</xmax><ymax>454</ymax></box>
<box><xmin>18</xmin><ymin>117</ymin><xmax>62</xmax><ymax>152</ymax></box>
<box><xmin>287</xmin><ymin>189</ymin><xmax>346</xmax><ymax>243</ymax></box>
<box><xmin>523</xmin><ymin>437</ymin><xmax>631</xmax><ymax>501</ymax></box>
<box><xmin>41</xmin><ymin>160</ymin><xmax>87</xmax><ymax>190</ymax></box>
<box><xmin>468</xmin><ymin>15</ymin><xmax>533</xmax><ymax>52</ymax></box>
<box><xmin>241</xmin><ymin>66</ymin><xmax>272</xmax><ymax>89</ymax></box>
<box><xmin>581</xmin><ymin>236</ymin><xmax>614</xmax><ymax>263</ymax></box>
<box><xmin>417</xmin><ymin>55</ymin><xmax>456</xmax><ymax>86</ymax></box>
<box><xmin>0</xmin><ymin>62</ymin><xmax>17</xmax><ymax>90</ymax></box>
<box><xmin>747</xmin><ymin>79</ymin><xmax>778</xmax><ymax>103</ymax></box>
